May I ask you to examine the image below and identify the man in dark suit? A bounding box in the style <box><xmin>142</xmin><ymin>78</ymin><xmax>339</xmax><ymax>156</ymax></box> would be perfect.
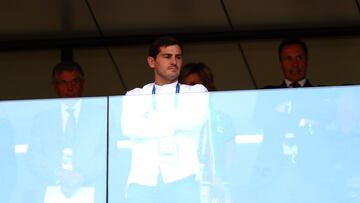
<box><xmin>27</xmin><ymin>61</ymin><xmax>106</xmax><ymax>203</ymax></box>
<box><xmin>254</xmin><ymin>39</ymin><xmax>315</xmax><ymax>187</ymax></box>
<box><xmin>256</xmin><ymin>38</ymin><xmax>314</xmax><ymax>162</ymax></box>
<box><xmin>249</xmin><ymin>39</ymin><xmax>333</xmax><ymax>202</ymax></box>
<box><xmin>265</xmin><ymin>38</ymin><xmax>313</xmax><ymax>89</ymax></box>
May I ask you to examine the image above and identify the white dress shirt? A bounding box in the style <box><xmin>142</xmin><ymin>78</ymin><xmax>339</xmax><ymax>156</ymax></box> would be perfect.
<box><xmin>284</xmin><ymin>79</ymin><xmax>306</xmax><ymax>88</ymax></box>
<box><xmin>122</xmin><ymin>81</ymin><xmax>209</xmax><ymax>186</ymax></box>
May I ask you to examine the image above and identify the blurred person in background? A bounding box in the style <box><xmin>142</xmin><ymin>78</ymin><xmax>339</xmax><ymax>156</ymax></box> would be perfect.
<box><xmin>179</xmin><ymin>62</ymin><xmax>236</xmax><ymax>202</ymax></box>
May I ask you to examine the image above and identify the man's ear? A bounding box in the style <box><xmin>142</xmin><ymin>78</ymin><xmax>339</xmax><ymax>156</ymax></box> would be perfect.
<box><xmin>147</xmin><ymin>56</ymin><xmax>156</xmax><ymax>69</ymax></box>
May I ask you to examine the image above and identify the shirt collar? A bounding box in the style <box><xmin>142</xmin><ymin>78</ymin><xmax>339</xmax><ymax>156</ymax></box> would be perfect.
<box><xmin>153</xmin><ymin>81</ymin><xmax>179</xmax><ymax>93</ymax></box>
<box><xmin>154</xmin><ymin>81</ymin><xmax>178</xmax><ymax>88</ymax></box>
<box><xmin>61</xmin><ymin>99</ymin><xmax>81</xmax><ymax>121</ymax></box>
<box><xmin>285</xmin><ymin>79</ymin><xmax>306</xmax><ymax>87</ymax></box>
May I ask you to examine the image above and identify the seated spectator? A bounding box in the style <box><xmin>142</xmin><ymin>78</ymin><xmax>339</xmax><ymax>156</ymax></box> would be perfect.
<box><xmin>179</xmin><ymin>62</ymin><xmax>236</xmax><ymax>202</ymax></box>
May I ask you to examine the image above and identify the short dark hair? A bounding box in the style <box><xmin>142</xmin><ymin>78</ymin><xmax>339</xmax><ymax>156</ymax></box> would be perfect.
<box><xmin>148</xmin><ymin>36</ymin><xmax>183</xmax><ymax>58</ymax></box>
<box><xmin>179</xmin><ymin>62</ymin><xmax>216</xmax><ymax>91</ymax></box>
<box><xmin>52</xmin><ymin>61</ymin><xmax>84</xmax><ymax>81</ymax></box>
<box><xmin>278</xmin><ymin>38</ymin><xmax>308</xmax><ymax>61</ymax></box>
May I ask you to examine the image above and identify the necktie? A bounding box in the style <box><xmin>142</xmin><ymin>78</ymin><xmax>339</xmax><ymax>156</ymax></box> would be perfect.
<box><xmin>65</xmin><ymin>108</ymin><xmax>76</xmax><ymax>139</ymax></box>
<box><xmin>290</xmin><ymin>82</ymin><xmax>301</xmax><ymax>88</ymax></box>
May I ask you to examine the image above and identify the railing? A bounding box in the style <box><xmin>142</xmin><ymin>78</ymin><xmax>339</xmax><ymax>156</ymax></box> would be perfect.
<box><xmin>1</xmin><ymin>85</ymin><xmax>360</xmax><ymax>203</ymax></box>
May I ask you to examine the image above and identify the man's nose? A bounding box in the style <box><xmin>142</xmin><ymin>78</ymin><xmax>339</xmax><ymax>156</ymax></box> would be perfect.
<box><xmin>170</xmin><ymin>57</ymin><xmax>178</xmax><ymax>65</ymax></box>
<box><xmin>66</xmin><ymin>82</ymin><xmax>74</xmax><ymax>90</ymax></box>
<box><xmin>292</xmin><ymin>59</ymin><xmax>299</xmax><ymax>67</ymax></box>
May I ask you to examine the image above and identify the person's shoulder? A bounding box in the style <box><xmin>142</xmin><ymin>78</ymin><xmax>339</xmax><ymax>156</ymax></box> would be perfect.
<box><xmin>262</xmin><ymin>85</ymin><xmax>282</xmax><ymax>89</ymax></box>
<box><xmin>262</xmin><ymin>81</ymin><xmax>287</xmax><ymax>89</ymax></box>
<box><xmin>125</xmin><ymin>88</ymin><xmax>142</xmax><ymax>96</ymax></box>
<box><xmin>180</xmin><ymin>83</ymin><xmax>208</xmax><ymax>93</ymax></box>
<box><xmin>304</xmin><ymin>80</ymin><xmax>314</xmax><ymax>87</ymax></box>
<box><xmin>125</xmin><ymin>83</ymin><xmax>153</xmax><ymax>96</ymax></box>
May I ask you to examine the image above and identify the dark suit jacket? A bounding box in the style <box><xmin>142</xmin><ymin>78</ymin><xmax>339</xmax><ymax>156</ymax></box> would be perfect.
<box><xmin>253</xmin><ymin>79</ymin><xmax>316</xmax><ymax>188</ymax></box>
<box><xmin>28</xmin><ymin>98</ymin><xmax>107</xmax><ymax>202</ymax></box>
<box><xmin>263</xmin><ymin>80</ymin><xmax>313</xmax><ymax>89</ymax></box>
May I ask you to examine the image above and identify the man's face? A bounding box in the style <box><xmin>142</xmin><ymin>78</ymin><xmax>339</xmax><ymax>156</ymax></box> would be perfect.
<box><xmin>280</xmin><ymin>44</ymin><xmax>308</xmax><ymax>82</ymax></box>
<box><xmin>53</xmin><ymin>70</ymin><xmax>84</xmax><ymax>98</ymax></box>
<box><xmin>147</xmin><ymin>45</ymin><xmax>182</xmax><ymax>85</ymax></box>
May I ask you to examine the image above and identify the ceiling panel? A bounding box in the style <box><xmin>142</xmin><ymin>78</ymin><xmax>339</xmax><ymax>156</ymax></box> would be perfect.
<box><xmin>0</xmin><ymin>1</ymin><xmax>63</xmax><ymax>38</ymax></box>
<box><xmin>225</xmin><ymin>0</ymin><xmax>360</xmax><ymax>30</ymax></box>
<box><xmin>0</xmin><ymin>0</ymin><xmax>98</xmax><ymax>39</ymax></box>
<box><xmin>70</xmin><ymin>0</ymin><xmax>231</xmax><ymax>35</ymax></box>
<box><xmin>0</xmin><ymin>1</ymin><xmax>359</xmax><ymax>39</ymax></box>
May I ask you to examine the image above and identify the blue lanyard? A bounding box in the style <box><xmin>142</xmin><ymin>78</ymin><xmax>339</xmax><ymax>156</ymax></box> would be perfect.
<box><xmin>151</xmin><ymin>83</ymin><xmax>180</xmax><ymax>110</ymax></box>
<box><xmin>152</xmin><ymin>83</ymin><xmax>180</xmax><ymax>94</ymax></box>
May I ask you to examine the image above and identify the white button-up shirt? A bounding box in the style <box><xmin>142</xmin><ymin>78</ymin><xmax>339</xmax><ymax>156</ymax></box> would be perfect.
<box><xmin>121</xmin><ymin>81</ymin><xmax>209</xmax><ymax>186</ymax></box>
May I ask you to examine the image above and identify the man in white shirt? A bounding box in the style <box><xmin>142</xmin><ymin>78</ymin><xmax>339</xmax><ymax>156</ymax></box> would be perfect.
<box><xmin>121</xmin><ymin>36</ymin><xmax>208</xmax><ymax>203</ymax></box>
